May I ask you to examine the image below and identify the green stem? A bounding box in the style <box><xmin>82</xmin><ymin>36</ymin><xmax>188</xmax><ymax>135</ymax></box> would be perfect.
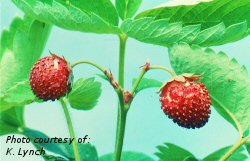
<box><xmin>114</xmin><ymin>34</ymin><xmax>127</xmax><ymax>161</ymax></box>
<box><xmin>149</xmin><ymin>65</ymin><xmax>176</xmax><ymax>77</ymax></box>
<box><xmin>71</xmin><ymin>60</ymin><xmax>106</xmax><ymax>73</ymax></box>
<box><xmin>71</xmin><ymin>59</ymin><xmax>123</xmax><ymax>97</ymax></box>
<box><xmin>131</xmin><ymin>65</ymin><xmax>176</xmax><ymax>96</ymax></box>
<box><xmin>118</xmin><ymin>34</ymin><xmax>127</xmax><ymax>88</ymax></box>
<box><xmin>131</xmin><ymin>68</ymin><xmax>147</xmax><ymax>95</ymax></box>
<box><xmin>220</xmin><ymin>135</ymin><xmax>250</xmax><ymax>161</ymax></box>
<box><xmin>114</xmin><ymin>108</ymin><xmax>127</xmax><ymax>161</ymax></box>
<box><xmin>60</xmin><ymin>98</ymin><xmax>81</xmax><ymax>161</ymax></box>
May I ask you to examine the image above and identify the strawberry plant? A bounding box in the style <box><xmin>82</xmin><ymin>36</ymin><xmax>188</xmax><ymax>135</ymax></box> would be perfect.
<box><xmin>1</xmin><ymin>0</ymin><xmax>250</xmax><ymax>161</ymax></box>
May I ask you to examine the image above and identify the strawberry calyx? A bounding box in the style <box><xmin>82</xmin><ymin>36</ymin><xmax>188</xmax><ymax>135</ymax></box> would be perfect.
<box><xmin>159</xmin><ymin>73</ymin><xmax>202</xmax><ymax>92</ymax></box>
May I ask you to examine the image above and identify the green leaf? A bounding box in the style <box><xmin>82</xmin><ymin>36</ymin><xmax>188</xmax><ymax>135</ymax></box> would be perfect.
<box><xmin>137</xmin><ymin>0</ymin><xmax>250</xmax><ymax>29</ymax></box>
<box><xmin>132</xmin><ymin>78</ymin><xmax>162</xmax><ymax>94</ymax></box>
<box><xmin>155</xmin><ymin>143</ymin><xmax>196</xmax><ymax>161</ymax></box>
<box><xmin>121</xmin><ymin>17</ymin><xmax>248</xmax><ymax>47</ymax></box>
<box><xmin>69</xmin><ymin>143</ymin><xmax>98</xmax><ymax>161</ymax></box>
<box><xmin>0</xmin><ymin>81</ymin><xmax>35</xmax><ymax>112</ymax></box>
<box><xmin>43</xmin><ymin>155</ymin><xmax>68</xmax><ymax>161</ymax></box>
<box><xmin>12</xmin><ymin>0</ymin><xmax>120</xmax><ymax>34</ymax></box>
<box><xmin>68</xmin><ymin>78</ymin><xmax>102</xmax><ymax>110</ymax></box>
<box><xmin>155</xmin><ymin>143</ymin><xmax>248</xmax><ymax>161</ymax></box>
<box><xmin>184</xmin><ymin>156</ymin><xmax>199</xmax><ymax>161</ymax></box>
<box><xmin>245</xmin><ymin>141</ymin><xmax>250</xmax><ymax>155</ymax></box>
<box><xmin>116</xmin><ymin>0</ymin><xmax>142</xmax><ymax>20</ymax></box>
<box><xmin>169</xmin><ymin>43</ymin><xmax>250</xmax><ymax>133</ymax></box>
<box><xmin>23</xmin><ymin>128</ymin><xmax>98</xmax><ymax>161</ymax></box>
<box><xmin>23</xmin><ymin>128</ymin><xmax>70</xmax><ymax>158</ymax></box>
<box><xmin>202</xmin><ymin>146</ymin><xmax>247</xmax><ymax>161</ymax></box>
<box><xmin>0</xmin><ymin>16</ymin><xmax>51</xmax><ymax>110</ymax></box>
<box><xmin>134</xmin><ymin>0</ymin><xmax>250</xmax><ymax>46</ymax></box>
<box><xmin>0</xmin><ymin>106</ymin><xmax>25</xmax><ymax>135</ymax></box>
<box><xmin>100</xmin><ymin>151</ymin><xmax>155</xmax><ymax>161</ymax></box>
<box><xmin>96</xmin><ymin>74</ymin><xmax>109</xmax><ymax>81</ymax></box>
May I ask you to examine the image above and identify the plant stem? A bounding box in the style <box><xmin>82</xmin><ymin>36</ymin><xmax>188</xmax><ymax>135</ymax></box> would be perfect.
<box><xmin>114</xmin><ymin>108</ymin><xmax>127</xmax><ymax>161</ymax></box>
<box><xmin>150</xmin><ymin>65</ymin><xmax>176</xmax><ymax>77</ymax></box>
<box><xmin>60</xmin><ymin>98</ymin><xmax>81</xmax><ymax>161</ymax></box>
<box><xmin>114</xmin><ymin>34</ymin><xmax>127</xmax><ymax>161</ymax></box>
<box><xmin>131</xmin><ymin>65</ymin><xmax>175</xmax><ymax>96</ymax></box>
<box><xmin>131</xmin><ymin>68</ymin><xmax>147</xmax><ymax>95</ymax></box>
<box><xmin>71</xmin><ymin>59</ymin><xmax>123</xmax><ymax>97</ymax></box>
<box><xmin>220</xmin><ymin>135</ymin><xmax>249</xmax><ymax>161</ymax></box>
<box><xmin>118</xmin><ymin>34</ymin><xmax>127</xmax><ymax>88</ymax></box>
<box><xmin>71</xmin><ymin>60</ymin><xmax>106</xmax><ymax>73</ymax></box>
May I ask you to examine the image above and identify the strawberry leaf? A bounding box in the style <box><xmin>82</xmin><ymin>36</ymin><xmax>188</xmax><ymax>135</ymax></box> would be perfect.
<box><xmin>137</xmin><ymin>0</ymin><xmax>250</xmax><ymax>29</ymax></box>
<box><xmin>43</xmin><ymin>155</ymin><xmax>68</xmax><ymax>161</ymax></box>
<box><xmin>69</xmin><ymin>144</ymin><xmax>98</xmax><ymax>161</ymax></box>
<box><xmin>202</xmin><ymin>146</ymin><xmax>247</xmax><ymax>161</ymax></box>
<box><xmin>23</xmin><ymin>128</ymin><xmax>70</xmax><ymax>158</ymax></box>
<box><xmin>132</xmin><ymin>78</ymin><xmax>162</xmax><ymax>94</ymax></box>
<box><xmin>23</xmin><ymin>128</ymin><xmax>98</xmax><ymax>161</ymax></box>
<box><xmin>121</xmin><ymin>18</ymin><xmax>248</xmax><ymax>47</ymax></box>
<box><xmin>155</xmin><ymin>143</ymin><xmax>196</xmax><ymax>161</ymax></box>
<box><xmin>184</xmin><ymin>156</ymin><xmax>199</xmax><ymax>161</ymax></box>
<box><xmin>99</xmin><ymin>151</ymin><xmax>155</xmax><ymax>161</ymax></box>
<box><xmin>246</xmin><ymin>141</ymin><xmax>250</xmax><ymax>155</ymax></box>
<box><xmin>116</xmin><ymin>0</ymin><xmax>142</xmax><ymax>20</ymax></box>
<box><xmin>169</xmin><ymin>43</ymin><xmax>250</xmax><ymax>133</ymax></box>
<box><xmin>122</xmin><ymin>0</ymin><xmax>250</xmax><ymax>47</ymax></box>
<box><xmin>68</xmin><ymin>78</ymin><xmax>102</xmax><ymax>110</ymax></box>
<box><xmin>0</xmin><ymin>106</ymin><xmax>25</xmax><ymax>135</ymax></box>
<box><xmin>155</xmin><ymin>143</ymin><xmax>247</xmax><ymax>161</ymax></box>
<box><xmin>0</xmin><ymin>81</ymin><xmax>35</xmax><ymax>112</ymax></box>
<box><xmin>135</xmin><ymin>0</ymin><xmax>250</xmax><ymax>46</ymax></box>
<box><xmin>12</xmin><ymin>0</ymin><xmax>120</xmax><ymax>34</ymax></box>
<box><xmin>0</xmin><ymin>16</ymin><xmax>51</xmax><ymax>111</ymax></box>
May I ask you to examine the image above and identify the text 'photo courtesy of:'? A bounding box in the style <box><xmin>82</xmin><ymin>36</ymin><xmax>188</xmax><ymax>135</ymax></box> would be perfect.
<box><xmin>0</xmin><ymin>0</ymin><xmax>250</xmax><ymax>161</ymax></box>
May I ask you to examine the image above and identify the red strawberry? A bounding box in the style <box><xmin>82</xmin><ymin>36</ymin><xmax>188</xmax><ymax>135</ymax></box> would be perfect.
<box><xmin>160</xmin><ymin>74</ymin><xmax>211</xmax><ymax>129</ymax></box>
<box><xmin>30</xmin><ymin>54</ymin><xmax>72</xmax><ymax>101</ymax></box>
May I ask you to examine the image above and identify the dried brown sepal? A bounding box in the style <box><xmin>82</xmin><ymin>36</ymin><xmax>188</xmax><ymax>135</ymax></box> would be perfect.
<box><xmin>159</xmin><ymin>73</ymin><xmax>202</xmax><ymax>92</ymax></box>
<box><xmin>124</xmin><ymin>90</ymin><xmax>133</xmax><ymax>104</ymax></box>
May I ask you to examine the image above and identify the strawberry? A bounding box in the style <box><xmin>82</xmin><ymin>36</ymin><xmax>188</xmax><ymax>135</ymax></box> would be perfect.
<box><xmin>30</xmin><ymin>54</ymin><xmax>73</xmax><ymax>101</ymax></box>
<box><xmin>160</xmin><ymin>74</ymin><xmax>211</xmax><ymax>129</ymax></box>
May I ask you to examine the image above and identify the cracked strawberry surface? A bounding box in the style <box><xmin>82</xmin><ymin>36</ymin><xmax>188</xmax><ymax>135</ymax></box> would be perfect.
<box><xmin>160</xmin><ymin>76</ymin><xmax>211</xmax><ymax>129</ymax></box>
<box><xmin>30</xmin><ymin>54</ymin><xmax>72</xmax><ymax>101</ymax></box>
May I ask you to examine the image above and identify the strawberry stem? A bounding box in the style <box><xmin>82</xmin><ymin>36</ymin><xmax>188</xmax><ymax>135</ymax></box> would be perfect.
<box><xmin>71</xmin><ymin>59</ymin><xmax>123</xmax><ymax>96</ymax></box>
<box><xmin>149</xmin><ymin>65</ymin><xmax>176</xmax><ymax>77</ymax></box>
<box><xmin>131</xmin><ymin>64</ymin><xmax>176</xmax><ymax>97</ymax></box>
<box><xmin>114</xmin><ymin>34</ymin><xmax>128</xmax><ymax>161</ymax></box>
<box><xmin>131</xmin><ymin>66</ymin><xmax>147</xmax><ymax>95</ymax></box>
<box><xmin>71</xmin><ymin>60</ymin><xmax>106</xmax><ymax>72</ymax></box>
<box><xmin>118</xmin><ymin>34</ymin><xmax>127</xmax><ymax>88</ymax></box>
<box><xmin>60</xmin><ymin>98</ymin><xmax>81</xmax><ymax>161</ymax></box>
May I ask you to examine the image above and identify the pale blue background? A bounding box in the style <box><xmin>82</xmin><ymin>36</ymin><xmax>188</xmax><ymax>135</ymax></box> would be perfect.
<box><xmin>1</xmin><ymin>0</ymin><xmax>250</xmax><ymax>161</ymax></box>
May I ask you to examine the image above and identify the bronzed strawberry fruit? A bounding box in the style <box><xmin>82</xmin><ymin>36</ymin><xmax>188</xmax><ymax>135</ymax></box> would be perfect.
<box><xmin>30</xmin><ymin>54</ymin><xmax>73</xmax><ymax>101</ymax></box>
<box><xmin>160</xmin><ymin>74</ymin><xmax>211</xmax><ymax>129</ymax></box>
